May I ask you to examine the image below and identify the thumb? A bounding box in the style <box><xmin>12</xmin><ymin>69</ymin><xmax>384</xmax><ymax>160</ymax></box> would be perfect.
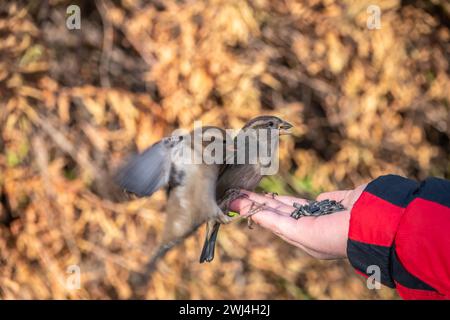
<box><xmin>316</xmin><ymin>190</ymin><xmax>350</xmax><ymax>202</ymax></box>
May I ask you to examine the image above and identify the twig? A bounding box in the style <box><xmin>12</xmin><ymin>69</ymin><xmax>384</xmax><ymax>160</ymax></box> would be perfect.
<box><xmin>102</xmin><ymin>0</ymin><xmax>156</xmax><ymax>66</ymax></box>
<box><xmin>21</xmin><ymin>104</ymin><xmax>100</xmax><ymax>177</ymax></box>
<box><xmin>32</xmin><ymin>135</ymin><xmax>81</xmax><ymax>259</ymax></box>
<box><xmin>96</xmin><ymin>0</ymin><xmax>113</xmax><ymax>88</ymax></box>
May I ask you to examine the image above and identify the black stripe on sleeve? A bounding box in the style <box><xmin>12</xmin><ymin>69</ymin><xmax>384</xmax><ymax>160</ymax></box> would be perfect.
<box><xmin>364</xmin><ymin>175</ymin><xmax>419</xmax><ymax>208</ymax></box>
<box><xmin>413</xmin><ymin>177</ymin><xmax>450</xmax><ymax>208</ymax></box>
<box><xmin>347</xmin><ymin>239</ymin><xmax>395</xmax><ymax>288</ymax></box>
<box><xmin>348</xmin><ymin>240</ymin><xmax>438</xmax><ymax>292</ymax></box>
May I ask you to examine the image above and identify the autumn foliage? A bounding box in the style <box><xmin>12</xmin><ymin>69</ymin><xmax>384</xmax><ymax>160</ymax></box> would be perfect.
<box><xmin>0</xmin><ymin>0</ymin><xmax>448</xmax><ymax>299</ymax></box>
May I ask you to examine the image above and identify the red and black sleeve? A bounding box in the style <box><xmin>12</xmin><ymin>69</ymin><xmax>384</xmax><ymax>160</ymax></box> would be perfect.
<box><xmin>347</xmin><ymin>175</ymin><xmax>450</xmax><ymax>299</ymax></box>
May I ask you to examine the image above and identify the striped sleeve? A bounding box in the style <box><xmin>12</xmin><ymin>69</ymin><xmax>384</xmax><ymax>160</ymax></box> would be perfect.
<box><xmin>347</xmin><ymin>175</ymin><xmax>450</xmax><ymax>299</ymax></box>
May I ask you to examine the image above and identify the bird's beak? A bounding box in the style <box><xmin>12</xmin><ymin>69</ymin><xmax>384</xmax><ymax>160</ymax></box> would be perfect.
<box><xmin>279</xmin><ymin>121</ymin><xmax>293</xmax><ymax>135</ymax></box>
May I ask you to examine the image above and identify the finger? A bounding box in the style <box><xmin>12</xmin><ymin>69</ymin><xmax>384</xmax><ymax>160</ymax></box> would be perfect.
<box><xmin>229</xmin><ymin>192</ymin><xmax>294</xmax><ymax>217</ymax></box>
<box><xmin>316</xmin><ymin>183</ymin><xmax>368</xmax><ymax>208</ymax></box>
<box><xmin>249</xmin><ymin>206</ymin><xmax>350</xmax><ymax>259</ymax></box>
<box><xmin>232</xmin><ymin>195</ymin><xmax>350</xmax><ymax>259</ymax></box>
<box><xmin>347</xmin><ymin>184</ymin><xmax>368</xmax><ymax>204</ymax></box>
<box><xmin>269</xmin><ymin>194</ymin><xmax>309</xmax><ymax>207</ymax></box>
<box><xmin>231</xmin><ymin>190</ymin><xmax>295</xmax><ymax>215</ymax></box>
<box><xmin>238</xmin><ymin>205</ymin><xmax>299</xmax><ymax>235</ymax></box>
<box><xmin>316</xmin><ymin>190</ymin><xmax>350</xmax><ymax>202</ymax></box>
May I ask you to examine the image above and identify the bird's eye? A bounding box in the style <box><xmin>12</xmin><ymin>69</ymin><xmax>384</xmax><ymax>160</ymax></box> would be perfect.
<box><xmin>268</xmin><ymin>121</ymin><xmax>274</xmax><ymax>127</ymax></box>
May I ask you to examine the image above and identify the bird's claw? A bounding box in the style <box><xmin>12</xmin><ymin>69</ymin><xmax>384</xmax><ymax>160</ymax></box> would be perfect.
<box><xmin>218</xmin><ymin>213</ymin><xmax>233</xmax><ymax>224</ymax></box>
<box><xmin>219</xmin><ymin>188</ymin><xmax>248</xmax><ymax>211</ymax></box>
<box><xmin>245</xmin><ymin>201</ymin><xmax>266</xmax><ymax>229</ymax></box>
<box><xmin>263</xmin><ymin>191</ymin><xmax>278</xmax><ymax>199</ymax></box>
<box><xmin>217</xmin><ymin>188</ymin><xmax>248</xmax><ymax>224</ymax></box>
<box><xmin>247</xmin><ymin>217</ymin><xmax>254</xmax><ymax>229</ymax></box>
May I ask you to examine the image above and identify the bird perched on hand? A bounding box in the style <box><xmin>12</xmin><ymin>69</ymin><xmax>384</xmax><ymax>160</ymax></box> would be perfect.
<box><xmin>199</xmin><ymin>115</ymin><xmax>293</xmax><ymax>263</ymax></box>
<box><xmin>116</xmin><ymin>115</ymin><xmax>293</xmax><ymax>277</ymax></box>
<box><xmin>116</xmin><ymin>126</ymin><xmax>234</xmax><ymax>281</ymax></box>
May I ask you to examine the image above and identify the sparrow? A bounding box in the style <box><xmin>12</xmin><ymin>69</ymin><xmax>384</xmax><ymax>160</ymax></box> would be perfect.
<box><xmin>116</xmin><ymin>126</ymin><xmax>234</xmax><ymax>280</ymax></box>
<box><xmin>199</xmin><ymin>115</ymin><xmax>293</xmax><ymax>263</ymax></box>
<box><xmin>116</xmin><ymin>116</ymin><xmax>293</xmax><ymax>278</ymax></box>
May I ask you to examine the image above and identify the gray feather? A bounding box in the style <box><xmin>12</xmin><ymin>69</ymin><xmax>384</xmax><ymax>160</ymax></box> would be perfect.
<box><xmin>116</xmin><ymin>141</ymin><xmax>172</xmax><ymax>197</ymax></box>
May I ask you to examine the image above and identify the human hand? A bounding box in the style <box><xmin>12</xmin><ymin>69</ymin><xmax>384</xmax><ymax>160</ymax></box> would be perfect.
<box><xmin>229</xmin><ymin>184</ymin><xmax>367</xmax><ymax>259</ymax></box>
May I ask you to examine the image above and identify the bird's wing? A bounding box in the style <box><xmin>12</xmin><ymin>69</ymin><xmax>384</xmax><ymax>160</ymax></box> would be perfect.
<box><xmin>116</xmin><ymin>138</ymin><xmax>175</xmax><ymax>197</ymax></box>
<box><xmin>218</xmin><ymin>145</ymin><xmax>237</xmax><ymax>178</ymax></box>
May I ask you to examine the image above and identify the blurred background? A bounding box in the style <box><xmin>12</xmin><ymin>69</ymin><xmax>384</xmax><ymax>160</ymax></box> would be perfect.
<box><xmin>0</xmin><ymin>0</ymin><xmax>449</xmax><ymax>299</ymax></box>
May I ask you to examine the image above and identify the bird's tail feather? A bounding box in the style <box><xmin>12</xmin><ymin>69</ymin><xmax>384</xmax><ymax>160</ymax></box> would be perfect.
<box><xmin>199</xmin><ymin>222</ymin><xmax>220</xmax><ymax>263</ymax></box>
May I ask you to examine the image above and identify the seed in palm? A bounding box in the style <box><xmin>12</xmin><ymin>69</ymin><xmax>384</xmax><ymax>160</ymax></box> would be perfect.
<box><xmin>290</xmin><ymin>199</ymin><xmax>345</xmax><ymax>219</ymax></box>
